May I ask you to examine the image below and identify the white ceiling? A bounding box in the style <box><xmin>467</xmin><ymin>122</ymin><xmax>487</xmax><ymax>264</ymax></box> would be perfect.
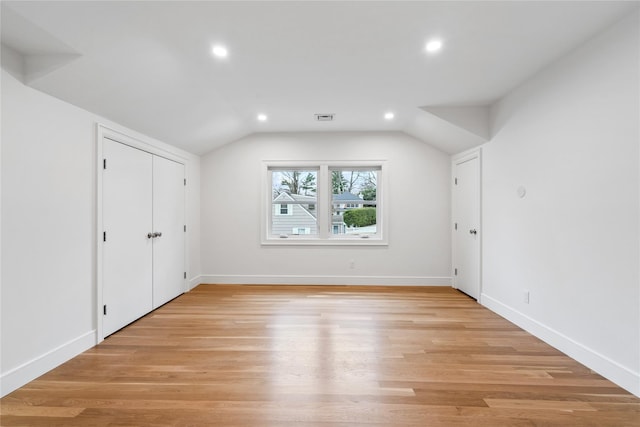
<box><xmin>1</xmin><ymin>1</ymin><xmax>636</xmax><ymax>155</ymax></box>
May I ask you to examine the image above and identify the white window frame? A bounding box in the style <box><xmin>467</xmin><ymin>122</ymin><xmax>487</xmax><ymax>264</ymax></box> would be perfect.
<box><xmin>262</xmin><ymin>161</ymin><xmax>387</xmax><ymax>246</ymax></box>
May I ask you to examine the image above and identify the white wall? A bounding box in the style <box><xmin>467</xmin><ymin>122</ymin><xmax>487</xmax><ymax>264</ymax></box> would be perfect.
<box><xmin>482</xmin><ymin>13</ymin><xmax>639</xmax><ymax>395</ymax></box>
<box><xmin>200</xmin><ymin>131</ymin><xmax>451</xmax><ymax>285</ymax></box>
<box><xmin>0</xmin><ymin>69</ymin><xmax>201</xmax><ymax>396</ymax></box>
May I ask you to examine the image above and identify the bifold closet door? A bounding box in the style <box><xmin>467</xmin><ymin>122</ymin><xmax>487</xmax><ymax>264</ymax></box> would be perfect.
<box><xmin>102</xmin><ymin>139</ymin><xmax>185</xmax><ymax>337</ymax></box>
<box><xmin>152</xmin><ymin>156</ymin><xmax>185</xmax><ymax>308</ymax></box>
<box><xmin>102</xmin><ymin>139</ymin><xmax>153</xmax><ymax>337</ymax></box>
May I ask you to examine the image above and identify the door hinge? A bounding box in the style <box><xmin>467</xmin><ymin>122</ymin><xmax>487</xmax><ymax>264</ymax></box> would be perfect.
<box><xmin>103</xmin><ymin>231</ymin><xmax>107</xmax><ymax>242</ymax></box>
<box><xmin>454</xmin><ymin>268</ymin><xmax>458</xmax><ymax>276</ymax></box>
<box><xmin>184</xmin><ymin>272</ymin><xmax>187</xmax><ymax>279</ymax></box>
<box><xmin>454</xmin><ymin>177</ymin><xmax>458</xmax><ymax>185</ymax></box>
<box><xmin>184</xmin><ymin>225</ymin><xmax>186</xmax><ymax>232</ymax></box>
<box><xmin>103</xmin><ymin>305</ymin><xmax>107</xmax><ymax>315</ymax></box>
<box><xmin>103</xmin><ymin>158</ymin><xmax>107</xmax><ymax>170</ymax></box>
<box><xmin>454</xmin><ymin>223</ymin><xmax>458</xmax><ymax>230</ymax></box>
<box><xmin>184</xmin><ymin>178</ymin><xmax>187</xmax><ymax>186</ymax></box>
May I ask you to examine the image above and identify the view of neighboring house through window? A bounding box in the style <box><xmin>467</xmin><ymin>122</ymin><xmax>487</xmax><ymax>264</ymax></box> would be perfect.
<box><xmin>266</xmin><ymin>163</ymin><xmax>384</xmax><ymax>244</ymax></box>
<box><xmin>330</xmin><ymin>168</ymin><xmax>378</xmax><ymax>236</ymax></box>
<box><xmin>271</xmin><ymin>169</ymin><xmax>318</xmax><ymax>236</ymax></box>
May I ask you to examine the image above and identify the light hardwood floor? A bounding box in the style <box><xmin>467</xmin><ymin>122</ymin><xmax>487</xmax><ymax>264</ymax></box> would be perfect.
<box><xmin>2</xmin><ymin>285</ymin><xmax>639</xmax><ymax>426</ymax></box>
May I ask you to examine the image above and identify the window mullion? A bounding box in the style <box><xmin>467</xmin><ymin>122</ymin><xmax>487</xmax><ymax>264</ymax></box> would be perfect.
<box><xmin>317</xmin><ymin>165</ymin><xmax>329</xmax><ymax>239</ymax></box>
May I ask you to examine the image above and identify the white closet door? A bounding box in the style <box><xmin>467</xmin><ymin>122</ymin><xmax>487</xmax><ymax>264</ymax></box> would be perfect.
<box><xmin>103</xmin><ymin>139</ymin><xmax>153</xmax><ymax>336</ymax></box>
<box><xmin>452</xmin><ymin>155</ymin><xmax>481</xmax><ymax>300</ymax></box>
<box><xmin>152</xmin><ymin>155</ymin><xmax>185</xmax><ymax>308</ymax></box>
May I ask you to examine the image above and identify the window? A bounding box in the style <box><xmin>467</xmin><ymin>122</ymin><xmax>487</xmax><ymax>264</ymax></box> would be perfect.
<box><xmin>270</xmin><ymin>168</ymin><xmax>318</xmax><ymax>237</ymax></box>
<box><xmin>330</xmin><ymin>168</ymin><xmax>378</xmax><ymax>237</ymax></box>
<box><xmin>263</xmin><ymin>161</ymin><xmax>386</xmax><ymax>245</ymax></box>
<box><xmin>275</xmin><ymin>203</ymin><xmax>292</xmax><ymax>216</ymax></box>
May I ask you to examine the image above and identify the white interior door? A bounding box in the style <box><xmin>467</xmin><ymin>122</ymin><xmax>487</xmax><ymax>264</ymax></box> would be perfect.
<box><xmin>152</xmin><ymin>156</ymin><xmax>185</xmax><ymax>308</ymax></box>
<box><xmin>102</xmin><ymin>139</ymin><xmax>153</xmax><ymax>336</ymax></box>
<box><xmin>452</xmin><ymin>154</ymin><xmax>481</xmax><ymax>299</ymax></box>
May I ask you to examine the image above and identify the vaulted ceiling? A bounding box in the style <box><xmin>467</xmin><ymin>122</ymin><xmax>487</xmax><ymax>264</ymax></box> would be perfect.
<box><xmin>1</xmin><ymin>1</ymin><xmax>636</xmax><ymax>155</ymax></box>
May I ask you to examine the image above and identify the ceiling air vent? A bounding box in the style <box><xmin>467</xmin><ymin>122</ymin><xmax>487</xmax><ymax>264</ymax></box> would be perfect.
<box><xmin>315</xmin><ymin>113</ymin><xmax>335</xmax><ymax>122</ymax></box>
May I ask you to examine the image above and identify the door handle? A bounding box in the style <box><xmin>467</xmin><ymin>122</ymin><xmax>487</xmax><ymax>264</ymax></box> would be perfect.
<box><xmin>469</xmin><ymin>229</ymin><xmax>477</xmax><ymax>235</ymax></box>
<box><xmin>147</xmin><ymin>232</ymin><xmax>154</xmax><ymax>239</ymax></box>
<box><xmin>147</xmin><ymin>232</ymin><xmax>163</xmax><ymax>238</ymax></box>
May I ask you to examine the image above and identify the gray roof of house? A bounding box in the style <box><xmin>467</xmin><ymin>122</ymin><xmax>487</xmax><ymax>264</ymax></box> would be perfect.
<box><xmin>332</xmin><ymin>192</ymin><xmax>363</xmax><ymax>201</ymax></box>
<box><xmin>273</xmin><ymin>192</ymin><xmax>316</xmax><ymax>202</ymax></box>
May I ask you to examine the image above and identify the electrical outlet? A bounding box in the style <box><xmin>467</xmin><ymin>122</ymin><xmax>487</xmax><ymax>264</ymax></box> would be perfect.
<box><xmin>523</xmin><ymin>290</ymin><xmax>530</xmax><ymax>304</ymax></box>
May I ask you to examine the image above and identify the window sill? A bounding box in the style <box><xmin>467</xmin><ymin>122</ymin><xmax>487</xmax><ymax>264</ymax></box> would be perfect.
<box><xmin>261</xmin><ymin>236</ymin><xmax>388</xmax><ymax>246</ymax></box>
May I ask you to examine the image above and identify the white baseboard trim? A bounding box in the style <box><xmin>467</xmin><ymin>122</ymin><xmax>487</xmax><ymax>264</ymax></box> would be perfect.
<box><xmin>0</xmin><ymin>329</ymin><xmax>96</xmax><ymax>398</ymax></box>
<box><xmin>200</xmin><ymin>274</ymin><xmax>452</xmax><ymax>286</ymax></box>
<box><xmin>481</xmin><ymin>293</ymin><xmax>640</xmax><ymax>397</ymax></box>
<box><xmin>188</xmin><ymin>275</ymin><xmax>203</xmax><ymax>290</ymax></box>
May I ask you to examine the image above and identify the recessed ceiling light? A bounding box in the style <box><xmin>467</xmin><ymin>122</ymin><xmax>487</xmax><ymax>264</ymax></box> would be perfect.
<box><xmin>425</xmin><ymin>39</ymin><xmax>443</xmax><ymax>53</ymax></box>
<box><xmin>257</xmin><ymin>114</ymin><xmax>268</xmax><ymax>122</ymax></box>
<box><xmin>384</xmin><ymin>112</ymin><xmax>395</xmax><ymax>120</ymax></box>
<box><xmin>212</xmin><ymin>45</ymin><xmax>228</xmax><ymax>58</ymax></box>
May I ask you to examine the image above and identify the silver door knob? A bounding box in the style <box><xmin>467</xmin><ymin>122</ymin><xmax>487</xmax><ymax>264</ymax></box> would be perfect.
<box><xmin>469</xmin><ymin>229</ymin><xmax>477</xmax><ymax>235</ymax></box>
<box><xmin>147</xmin><ymin>232</ymin><xmax>154</xmax><ymax>239</ymax></box>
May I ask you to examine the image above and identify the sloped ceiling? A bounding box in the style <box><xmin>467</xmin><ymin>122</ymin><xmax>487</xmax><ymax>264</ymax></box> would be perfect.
<box><xmin>1</xmin><ymin>1</ymin><xmax>636</xmax><ymax>155</ymax></box>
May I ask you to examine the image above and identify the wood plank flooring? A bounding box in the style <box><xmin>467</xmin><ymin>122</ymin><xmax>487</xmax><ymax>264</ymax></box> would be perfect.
<box><xmin>2</xmin><ymin>285</ymin><xmax>639</xmax><ymax>426</ymax></box>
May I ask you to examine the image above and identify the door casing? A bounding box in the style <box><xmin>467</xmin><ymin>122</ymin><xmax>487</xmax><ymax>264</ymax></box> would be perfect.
<box><xmin>96</xmin><ymin>124</ymin><xmax>187</xmax><ymax>343</ymax></box>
